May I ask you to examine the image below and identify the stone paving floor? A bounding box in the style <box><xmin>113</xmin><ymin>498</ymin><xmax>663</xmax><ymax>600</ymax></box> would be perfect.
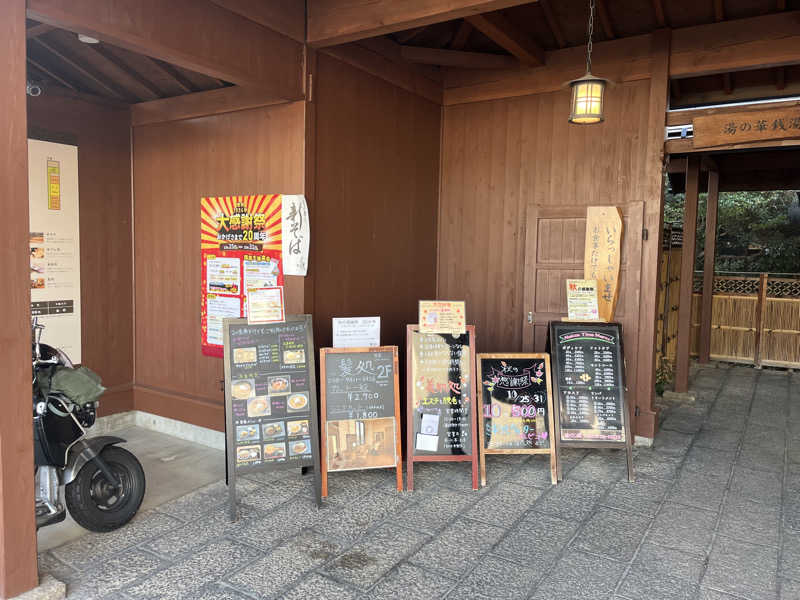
<box><xmin>38</xmin><ymin>363</ymin><xmax>800</xmax><ymax>600</ymax></box>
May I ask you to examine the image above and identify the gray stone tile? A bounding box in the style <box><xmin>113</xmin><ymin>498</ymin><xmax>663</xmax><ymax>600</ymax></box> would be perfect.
<box><xmin>51</xmin><ymin>510</ymin><xmax>183</xmax><ymax>571</ymax></box>
<box><xmin>633</xmin><ymin>541</ymin><xmax>708</xmax><ymax>583</ymax></box>
<box><xmin>408</xmin><ymin>517</ymin><xmax>506</xmax><ymax>576</ymax></box>
<box><xmin>781</xmin><ymin>578</ymin><xmax>800</xmax><ymax>600</ymax></box>
<box><xmin>601</xmin><ymin>477</ymin><xmax>671</xmax><ymax>517</ymax></box>
<box><xmin>447</xmin><ymin>554</ymin><xmax>543</xmax><ymax>599</ymax></box>
<box><xmin>62</xmin><ymin>549</ymin><xmax>165</xmax><ymax>600</ymax></box>
<box><xmin>227</xmin><ymin>530</ymin><xmax>342</xmax><ymax>599</ymax></box>
<box><xmin>37</xmin><ymin>551</ymin><xmax>77</xmax><ymax>584</ymax></box>
<box><xmin>781</xmin><ymin>530</ymin><xmax>800</xmax><ymax>581</ymax></box>
<box><xmin>785</xmin><ymin>495</ymin><xmax>800</xmax><ymax>532</ymax></box>
<box><xmin>718</xmin><ymin>494</ymin><xmax>781</xmax><ymax>547</ymax></box>
<box><xmin>667</xmin><ymin>470</ymin><xmax>729</xmax><ymax>511</ymax></box>
<box><xmin>194</xmin><ymin>583</ymin><xmax>258</xmax><ymax>600</ymax></box>
<box><xmin>660</xmin><ymin>411</ymin><xmax>705</xmax><ymax>435</ymax></box>
<box><xmin>493</xmin><ymin>511</ymin><xmax>578</xmax><ymax>562</ymax></box>
<box><xmin>281</xmin><ymin>574</ymin><xmax>358</xmax><ymax>600</ymax></box>
<box><xmin>323</xmin><ymin>523</ymin><xmax>430</xmax><ymax>589</ymax></box>
<box><xmin>618</xmin><ymin>566</ymin><xmax>699</xmax><ymax>600</ymax></box>
<box><xmin>647</xmin><ymin>502</ymin><xmax>717</xmax><ymax>555</ymax></box>
<box><xmin>154</xmin><ymin>478</ymin><xmax>262</xmax><ymax>521</ymax></box>
<box><xmin>702</xmin><ymin>535</ymin><xmax>779</xmax><ymax>600</ymax></box>
<box><xmin>567</xmin><ymin>451</ymin><xmax>627</xmax><ymax>484</ymax></box>
<box><xmin>653</xmin><ymin>430</ymin><xmax>694</xmax><ymax>456</ymax></box>
<box><xmin>464</xmin><ymin>481</ymin><xmax>542</xmax><ymax>526</ymax></box>
<box><xmin>697</xmin><ymin>587</ymin><xmax>748</xmax><ymax>600</ymax></box>
<box><xmin>240</xmin><ymin>477</ymin><xmax>314</xmax><ymax>513</ymax></box>
<box><xmin>739</xmin><ymin>445</ymin><xmax>785</xmax><ymax>474</ymax></box>
<box><xmin>535</xmin><ymin>480</ymin><xmax>607</xmax><ymax>521</ymax></box>
<box><xmin>570</xmin><ymin>507</ymin><xmax>650</xmax><ymax>561</ymax></box>
<box><xmin>530</xmin><ymin>551</ymin><xmax>626</xmax><ymax>600</ymax></box>
<box><xmin>236</xmin><ymin>494</ymin><xmax>326</xmax><ymax>551</ymax></box>
<box><xmin>728</xmin><ymin>466</ymin><xmax>783</xmax><ymax>506</ymax></box>
<box><xmin>312</xmin><ymin>489</ymin><xmax>407</xmax><ymax>543</ymax></box>
<box><xmin>631</xmin><ymin>450</ymin><xmax>682</xmax><ymax>481</ymax></box>
<box><xmin>682</xmin><ymin>446</ymin><xmax>738</xmax><ymax>474</ymax></box>
<box><xmin>362</xmin><ymin>564</ymin><xmax>455</xmax><ymax>600</ymax></box>
<box><xmin>694</xmin><ymin>428</ymin><xmax>742</xmax><ymax>452</ymax></box>
<box><xmin>394</xmin><ymin>488</ymin><xmax>477</xmax><ymax>533</ymax></box>
<box><xmin>144</xmin><ymin>503</ymin><xmax>262</xmax><ymax>558</ymax></box>
<box><xmin>510</xmin><ymin>458</ymin><xmax>557</xmax><ymax>489</ymax></box>
<box><xmin>124</xmin><ymin>539</ymin><xmax>261</xmax><ymax>600</ymax></box>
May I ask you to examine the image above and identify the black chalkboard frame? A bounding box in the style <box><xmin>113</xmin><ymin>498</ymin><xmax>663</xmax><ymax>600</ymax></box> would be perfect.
<box><xmin>476</xmin><ymin>353</ymin><xmax>557</xmax><ymax>488</ymax></box>
<box><xmin>319</xmin><ymin>346</ymin><xmax>403</xmax><ymax>497</ymax></box>
<box><xmin>548</xmin><ymin>321</ymin><xmax>634</xmax><ymax>483</ymax></box>
<box><xmin>405</xmin><ymin>324</ymin><xmax>479</xmax><ymax>492</ymax></box>
<box><xmin>223</xmin><ymin>314</ymin><xmax>322</xmax><ymax>521</ymax></box>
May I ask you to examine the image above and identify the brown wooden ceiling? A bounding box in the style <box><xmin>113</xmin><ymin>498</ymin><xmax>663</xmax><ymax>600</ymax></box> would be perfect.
<box><xmin>25</xmin><ymin>20</ymin><xmax>230</xmax><ymax>104</ymax></box>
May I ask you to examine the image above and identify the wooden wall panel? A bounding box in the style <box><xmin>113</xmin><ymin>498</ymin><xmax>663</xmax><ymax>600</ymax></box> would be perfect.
<box><xmin>27</xmin><ymin>93</ymin><xmax>134</xmax><ymax>416</ymax></box>
<box><xmin>313</xmin><ymin>53</ymin><xmax>441</xmax><ymax>350</ymax></box>
<box><xmin>439</xmin><ymin>80</ymin><xmax>652</xmax><ymax>355</ymax></box>
<box><xmin>132</xmin><ymin>102</ymin><xmax>305</xmax><ymax>430</ymax></box>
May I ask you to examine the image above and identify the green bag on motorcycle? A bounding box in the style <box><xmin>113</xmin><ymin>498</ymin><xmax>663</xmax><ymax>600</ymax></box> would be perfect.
<box><xmin>47</xmin><ymin>365</ymin><xmax>106</xmax><ymax>406</ymax></box>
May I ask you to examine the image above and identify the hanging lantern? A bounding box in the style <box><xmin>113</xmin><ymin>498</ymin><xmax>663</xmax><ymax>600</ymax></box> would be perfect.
<box><xmin>568</xmin><ymin>0</ymin><xmax>608</xmax><ymax>124</ymax></box>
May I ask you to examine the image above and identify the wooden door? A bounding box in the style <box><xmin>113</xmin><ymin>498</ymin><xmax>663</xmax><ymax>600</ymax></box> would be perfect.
<box><xmin>522</xmin><ymin>203</ymin><xmax>644</xmax><ymax>407</ymax></box>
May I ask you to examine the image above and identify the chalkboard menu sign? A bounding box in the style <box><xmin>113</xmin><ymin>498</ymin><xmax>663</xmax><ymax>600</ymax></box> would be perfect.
<box><xmin>320</xmin><ymin>346</ymin><xmax>402</xmax><ymax>496</ymax></box>
<box><xmin>224</xmin><ymin>315</ymin><xmax>321</xmax><ymax>518</ymax></box>
<box><xmin>548</xmin><ymin>321</ymin><xmax>633</xmax><ymax>482</ymax></box>
<box><xmin>477</xmin><ymin>354</ymin><xmax>557</xmax><ymax>487</ymax></box>
<box><xmin>406</xmin><ymin>325</ymin><xmax>478</xmax><ymax>491</ymax></box>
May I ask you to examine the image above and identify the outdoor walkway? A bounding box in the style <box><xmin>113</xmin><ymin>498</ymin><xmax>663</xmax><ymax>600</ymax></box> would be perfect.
<box><xmin>38</xmin><ymin>364</ymin><xmax>799</xmax><ymax>600</ymax></box>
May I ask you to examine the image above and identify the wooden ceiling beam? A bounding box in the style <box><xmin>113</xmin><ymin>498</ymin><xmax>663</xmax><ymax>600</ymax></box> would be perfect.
<box><xmin>595</xmin><ymin>0</ymin><xmax>615</xmax><ymax>39</ymax></box>
<box><xmin>400</xmin><ymin>46</ymin><xmax>519</xmax><ymax>69</ymax></box>
<box><xmin>26</xmin><ymin>23</ymin><xmax>53</xmax><ymax>38</ymax></box>
<box><xmin>307</xmin><ymin>0</ymin><xmax>536</xmax><ymax>47</ymax></box>
<box><xmin>713</xmin><ymin>0</ymin><xmax>725</xmax><ymax>22</ymax></box>
<box><xmin>670</xmin><ymin>11</ymin><xmax>800</xmax><ymax>78</ymax></box>
<box><xmin>146</xmin><ymin>58</ymin><xmax>198</xmax><ymax>94</ymax></box>
<box><xmin>394</xmin><ymin>26</ymin><xmax>428</xmax><ymax>44</ymax></box>
<box><xmin>26</xmin><ymin>0</ymin><xmax>303</xmax><ymax>97</ymax></box>
<box><xmin>722</xmin><ymin>72</ymin><xmax>733</xmax><ymax>94</ymax></box>
<box><xmin>450</xmin><ymin>21</ymin><xmax>473</xmax><ymax>50</ymax></box>
<box><xmin>776</xmin><ymin>67</ymin><xmax>787</xmax><ymax>90</ymax></box>
<box><xmin>777</xmin><ymin>0</ymin><xmax>786</xmax><ymax>9</ymax></box>
<box><xmin>466</xmin><ymin>12</ymin><xmax>545</xmax><ymax>66</ymax></box>
<box><xmin>86</xmin><ymin>44</ymin><xmax>163</xmax><ymax>100</ymax></box>
<box><xmin>31</xmin><ymin>37</ymin><xmax>129</xmax><ymax>99</ymax></box>
<box><xmin>539</xmin><ymin>0</ymin><xmax>566</xmax><ymax>48</ymax></box>
<box><xmin>26</xmin><ymin>56</ymin><xmax>76</xmax><ymax>90</ymax></box>
<box><xmin>652</xmin><ymin>0</ymin><xmax>667</xmax><ymax>27</ymax></box>
<box><xmin>209</xmin><ymin>0</ymin><xmax>305</xmax><ymax>42</ymax></box>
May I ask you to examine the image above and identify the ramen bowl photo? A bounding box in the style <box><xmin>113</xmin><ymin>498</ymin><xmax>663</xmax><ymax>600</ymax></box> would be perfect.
<box><xmin>236</xmin><ymin>425</ymin><xmax>259</xmax><ymax>442</ymax></box>
<box><xmin>263</xmin><ymin>443</ymin><xmax>286</xmax><ymax>459</ymax></box>
<box><xmin>246</xmin><ymin>396</ymin><xmax>270</xmax><ymax>418</ymax></box>
<box><xmin>288</xmin><ymin>438</ymin><xmax>312</xmax><ymax>456</ymax></box>
<box><xmin>236</xmin><ymin>445</ymin><xmax>261</xmax><ymax>464</ymax></box>
<box><xmin>232</xmin><ymin>379</ymin><xmax>255</xmax><ymax>400</ymax></box>
<box><xmin>287</xmin><ymin>420</ymin><xmax>309</xmax><ymax>436</ymax></box>
<box><xmin>286</xmin><ymin>393</ymin><xmax>308</xmax><ymax>413</ymax></box>
<box><xmin>262</xmin><ymin>421</ymin><xmax>285</xmax><ymax>439</ymax></box>
<box><xmin>268</xmin><ymin>376</ymin><xmax>291</xmax><ymax>395</ymax></box>
<box><xmin>283</xmin><ymin>349</ymin><xmax>306</xmax><ymax>364</ymax></box>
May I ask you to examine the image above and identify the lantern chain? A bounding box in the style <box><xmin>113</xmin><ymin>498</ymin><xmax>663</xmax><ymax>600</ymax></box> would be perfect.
<box><xmin>586</xmin><ymin>0</ymin><xmax>595</xmax><ymax>74</ymax></box>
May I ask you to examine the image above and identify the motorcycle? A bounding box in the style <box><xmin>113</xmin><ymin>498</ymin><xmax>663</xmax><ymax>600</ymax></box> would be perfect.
<box><xmin>32</xmin><ymin>318</ymin><xmax>145</xmax><ymax>532</ymax></box>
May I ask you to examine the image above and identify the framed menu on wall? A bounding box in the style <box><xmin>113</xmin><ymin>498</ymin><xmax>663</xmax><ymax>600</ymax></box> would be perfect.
<box><xmin>548</xmin><ymin>321</ymin><xmax>634</xmax><ymax>482</ymax></box>
<box><xmin>406</xmin><ymin>325</ymin><xmax>478</xmax><ymax>491</ymax></box>
<box><xmin>477</xmin><ymin>354</ymin><xmax>557</xmax><ymax>487</ymax></box>
<box><xmin>320</xmin><ymin>346</ymin><xmax>402</xmax><ymax>497</ymax></box>
<box><xmin>223</xmin><ymin>315</ymin><xmax>322</xmax><ymax>519</ymax></box>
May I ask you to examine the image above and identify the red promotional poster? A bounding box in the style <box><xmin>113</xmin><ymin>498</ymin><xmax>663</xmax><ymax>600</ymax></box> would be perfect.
<box><xmin>201</xmin><ymin>195</ymin><xmax>283</xmax><ymax>356</ymax></box>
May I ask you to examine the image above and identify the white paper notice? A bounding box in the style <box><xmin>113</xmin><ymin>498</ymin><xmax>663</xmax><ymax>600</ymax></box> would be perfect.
<box><xmin>332</xmin><ymin>317</ymin><xmax>381</xmax><ymax>348</ymax></box>
<box><xmin>206</xmin><ymin>295</ymin><xmax>241</xmax><ymax>345</ymax></box>
<box><xmin>247</xmin><ymin>287</ymin><xmax>285</xmax><ymax>325</ymax></box>
<box><xmin>206</xmin><ymin>256</ymin><xmax>241</xmax><ymax>295</ymax></box>
<box><xmin>415</xmin><ymin>433</ymin><xmax>439</xmax><ymax>452</ymax></box>
<box><xmin>243</xmin><ymin>259</ymin><xmax>279</xmax><ymax>290</ymax></box>
<box><xmin>281</xmin><ymin>194</ymin><xmax>310</xmax><ymax>276</ymax></box>
<box><xmin>28</xmin><ymin>140</ymin><xmax>82</xmax><ymax>363</ymax></box>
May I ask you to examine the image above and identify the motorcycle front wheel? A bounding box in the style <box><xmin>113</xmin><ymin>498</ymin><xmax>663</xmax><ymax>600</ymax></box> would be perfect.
<box><xmin>65</xmin><ymin>446</ymin><xmax>146</xmax><ymax>533</ymax></box>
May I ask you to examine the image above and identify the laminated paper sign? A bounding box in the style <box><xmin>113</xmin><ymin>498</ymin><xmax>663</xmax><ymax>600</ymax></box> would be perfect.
<box><xmin>566</xmin><ymin>279</ymin><xmax>600</xmax><ymax>321</ymax></box>
<box><xmin>418</xmin><ymin>300</ymin><xmax>466</xmax><ymax>335</ymax></box>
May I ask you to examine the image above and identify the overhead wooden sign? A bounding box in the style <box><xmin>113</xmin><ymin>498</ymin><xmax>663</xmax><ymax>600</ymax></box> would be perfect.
<box><xmin>477</xmin><ymin>354</ymin><xmax>557</xmax><ymax>487</ymax></box>
<box><xmin>548</xmin><ymin>321</ymin><xmax>634</xmax><ymax>482</ymax></box>
<box><xmin>406</xmin><ymin>325</ymin><xmax>478</xmax><ymax>491</ymax></box>
<box><xmin>693</xmin><ymin>106</ymin><xmax>800</xmax><ymax>149</ymax></box>
<box><xmin>584</xmin><ymin>206</ymin><xmax>623</xmax><ymax>322</ymax></box>
<box><xmin>223</xmin><ymin>315</ymin><xmax>322</xmax><ymax>519</ymax></box>
<box><xmin>319</xmin><ymin>346</ymin><xmax>403</xmax><ymax>497</ymax></box>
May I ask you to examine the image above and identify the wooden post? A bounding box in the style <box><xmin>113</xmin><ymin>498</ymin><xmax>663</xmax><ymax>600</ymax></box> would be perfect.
<box><xmin>674</xmin><ymin>155</ymin><xmax>701</xmax><ymax>393</ymax></box>
<box><xmin>698</xmin><ymin>168</ymin><xmax>719</xmax><ymax>363</ymax></box>
<box><xmin>0</xmin><ymin>0</ymin><xmax>40</xmax><ymax>597</ymax></box>
<box><xmin>753</xmin><ymin>273</ymin><xmax>768</xmax><ymax>368</ymax></box>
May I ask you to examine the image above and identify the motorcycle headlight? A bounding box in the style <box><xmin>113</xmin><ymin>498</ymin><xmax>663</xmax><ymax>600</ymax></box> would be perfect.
<box><xmin>35</xmin><ymin>402</ymin><xmax>47</xmax><ymax>415</ymax></box>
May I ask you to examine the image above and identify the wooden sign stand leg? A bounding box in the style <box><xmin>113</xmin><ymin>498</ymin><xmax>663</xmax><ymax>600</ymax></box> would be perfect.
<box><xmin>623</xmin><ymin>411</ymin><xmax>635</xmax><ymax>483</ymax></box>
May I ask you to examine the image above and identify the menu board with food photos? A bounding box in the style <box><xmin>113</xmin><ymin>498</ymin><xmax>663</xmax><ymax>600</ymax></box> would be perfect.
<box><xmin>477</xmin><ymin>354</ymin><xmax>557</xmax><ymax>487</ymax></box>
<box><xmin>320</xmin><ymin>347</ymin><xmax>402</xmax><ymax>497</ymax></box>
<box><xmin>548</xmin><ymin>321</ymin><xmax>634</xmax><ymax>482</ymax></box>
<box><xmin>223</xmin><ymin>315</ymin><xmax>321</xmax><ymax>517</ymax></box>
<box><xmin>406</xmin><ymin>325</ymin><xmax>478</xmax><ymax>491</ymax></box>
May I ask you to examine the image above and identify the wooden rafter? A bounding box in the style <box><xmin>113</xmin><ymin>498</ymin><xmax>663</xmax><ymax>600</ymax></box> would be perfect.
<box><xmin>776</xmin><ymin>67</ymin><xmax>786</xmax><ymax>90</ymax></box>
<box><xmin>777</xmin><ymin>0</ymin><xmax>786</xmax><ymax>9</ymax></box>
<box><xmin>722</xmin><ymin>72</ymin><xmax>733</xmax><ymax>94</ymax></box>
<box><xmin>307</xmin><ymin>0</ymin><xmax>533</xmax><ymax>47</ymax></box>
<box><xmin>449</xmin><ymin>21</ymin><xmax>473</xmax><ymax>50</ymax></box>
<box><xmin>539</xmin><ymin>0</ymin><xmax>566</xmax><ymax>48</ymax></box>
<box><xmin>400</xmin><ymin>46</ymin><xmax>518</xmax><ymax>69</ymax></box>
<box><xmin>26</xmin><ymin>23</ymin><xmax>53</xmax><ymax>38</ymax></box>
<box><xmin>466</xmin><ymin>12</ymin><xmax>545</xmax><ymax>66</ymax></box>
<box><xmin>652</xmin><ymin>0</ymin><xmax>667</xmax><ymax>27</ymax></box>
<box><xmin>144</xmin><ymin>57</ymin><xmax>197</xmax><ymax>93</ymax></box>
<box><xmin>595</xmin><ymin>0</ymin><xmax>615</xmax><ymax>39</ymax></box>
<box><xmin>209</xmin><ymin>0</ymin><xmax>305</xmax><ymax>42</ymax></box>
<box><xmin>714</xmin><ymin>0</ymin><xmax>725</xmax><ymax>21</ymax></box>
<box><xmin>86</xmin><ymin>44</ymin><xmax>163</xmax><ymax>100</ymax></box>
<box><xmin>31</xmin><ymin>37</ymin><xmax>129</xmax><ymax>99</ymax></box>
<box><xmin>394</xmin><ymin>26</ymin><xmax>428</xmax><ymax>44</ymax></box>
<box><xmin>26</xmin><ymin>56</ymin><xmax>76</xmax><ymax>90</ymax></box>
